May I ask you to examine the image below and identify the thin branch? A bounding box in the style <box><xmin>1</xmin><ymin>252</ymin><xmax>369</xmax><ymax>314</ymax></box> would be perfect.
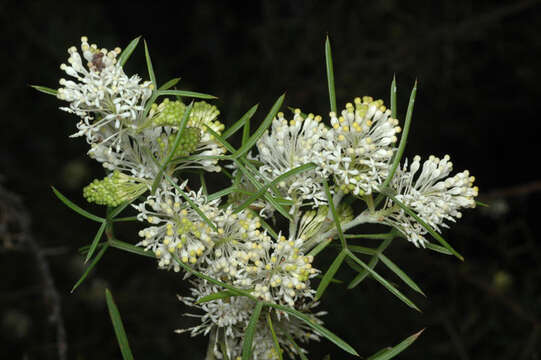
<box><xmin>0</xmin><ymin>184</ymin><xmax>68</xmax><ymax>360</ymax></box>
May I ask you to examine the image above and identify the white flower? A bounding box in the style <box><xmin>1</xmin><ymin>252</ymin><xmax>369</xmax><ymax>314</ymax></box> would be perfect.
<box><xmin>382</xmin><ymin>155</ymin><xmax>478</xmax><ymax>247</ymax></box>
<box><xmin>134</xmin><ymin>181</ymin><xmax>220</xmax><ymax>271</ymax></box>
<box><xmin>57</xmin><ymin>36</ymin><xmax>152</xmax><ymax>146</ymax></box>
<box><xmin>320</xmin><ymin>97</ymin><xmax>401</xmax><ymax>196</ymax></box>
<box><xmin>257</xmin><ymin>110</ymin><xmax>329</xmax><ymax>208</ymax></box>
<box><xmin>244</xmin><ymin>235</ymin><xmax>318</xmax><ymax>306</ymax></box>
<box><xmin>176</xmin><ymin>280</ymin><xmax>254</xmax><ymax>339</ymax></box>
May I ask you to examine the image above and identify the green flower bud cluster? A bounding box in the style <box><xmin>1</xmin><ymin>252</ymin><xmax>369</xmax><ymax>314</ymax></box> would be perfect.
<box><xmin>188</xmin><ymin>101</ymin><xmax>224</xmax><ymax>134</ymax></box>
<box><xmin>152</xmin><ymin>99</ymin><xmax>186</xmax><ymax>127</ymax></box>
<box><xmin>83</xmin><ymin>171</ymin><xmax>147</xmax><ymax>207</ymax></box>
<box><xmin>157</xmin><ymin>127</ymin><xmax>202</xmax><ymax>158</ymax></box>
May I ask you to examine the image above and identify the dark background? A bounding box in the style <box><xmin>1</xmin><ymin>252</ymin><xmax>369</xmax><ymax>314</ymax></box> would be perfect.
<box><xmin>1</xmin><ymin>0</ymin><xmax>540</xmax><ymax>359</ymax></box>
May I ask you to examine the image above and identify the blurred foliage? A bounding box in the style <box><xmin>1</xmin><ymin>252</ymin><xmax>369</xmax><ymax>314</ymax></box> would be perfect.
<box><xmin>1</xmin><ymin>0</ymin><xmax>540</xmax><ymax>359</ymax></box>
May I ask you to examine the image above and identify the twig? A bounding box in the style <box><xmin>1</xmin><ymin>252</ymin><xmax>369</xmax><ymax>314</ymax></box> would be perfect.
<box><xmin>0</xmin><ymin>184</ymin><xmax>68</xmax><ymax>360</ymax></box>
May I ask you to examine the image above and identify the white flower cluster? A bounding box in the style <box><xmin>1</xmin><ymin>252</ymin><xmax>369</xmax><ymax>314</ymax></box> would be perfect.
<box><xmin>382</xmin><ymin>155</ymin><xmax>479</xmax><ymax>247</ymax></box>
<box><xmin>51</xmin><ymin>36</ymin><xmax>479</xmax><ymax>358</ymax></box>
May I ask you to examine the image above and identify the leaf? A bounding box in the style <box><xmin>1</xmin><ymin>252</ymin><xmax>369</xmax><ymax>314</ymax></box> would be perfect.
<box><xmin>232</xmin><ymin>94</ymin><xmax>285</xmax><ymax>159</ymax></box>
<box><xmin>223</xmin><ymin>104</ymin><xmax>259</xmax><ymax>140</ymax></box>
<box><xmin>157</xmin><ymin>89</ymin><xmax>217</xmax><ymax>99</ymax></box>
<box><xmin>31</xmin><ymin>85</ymin><xmax>57</xmax><ymax>96</ymax></box>
<box><xmin>315</xmin><ymin>249</ymin><xmax>347</xmax><ymax>300</ymax></box>
<box><xmin>158</xmin><ymin>77</ymin><xmax>181</xmax><ymax>90</ymax></box>
<box><xmin>345</xmin><ymin>233</ymin><xmax>394</xmax><ymax>240</ymax></box>
<box><xmin>143</xmin><ymin>39</ymin><xmax>157</xmax><ymax>88</ymax></box>
<box><xmin>374</xmin><ymin>81</ymin><xmax>417</xmax><ymax>207</ymax></box>
<box><xmin>71</xmin><ymin>243</ymin><xmax>109</xmax><ymax>293</ymax></box>
<box><xmin>366</xmin><ymin>329</ymin><xmax>424</xmax><ymax>360</ymax></box>
<box><xmin>267</xmin><ymin>303</ymin><xmax>359</xmax><ymax>357</ymax></box>
<box><xmin>85</xmin><ymin>222</ymin><xmax>107</xmax><ymax>263</ymax></box>
<box><xmin>346</xmin><ymin>250</ymin><xmax>420</xmax><ymax>312</ymax></box>
<box><xmin>426</xmin><ymin>243</ymin><xmax>453</xmax><ymax>255</ymax></box>
<box><xmin>234</xmin><ymin>163</ymin><xmax>316</xmax><ymax>214</ymax></box>
<box><xmin>476</xmin><ymin>200</ymin><xmax>489</xmax><ymax>207</ymax></box>
<box><xmin>378</xmin><ymin>253</ymin><xmax>425</xmax><ymax>296</ymax></box>
<box><xmin>118</xmin><ymin>36</ymin><xmax>141</xmax><ymax>66</ymax></box>
<box><xmin>348</xmin><ymin>238</ymin><xmax>392</xmax><ymax>289</ymax></box>
<box><xmin>109</xmin><ymin>239</ymin><xmax>156</xmax><ymax>259</ymax></box>
<box><xmin>196</xmin><ymin>290</ymin><xmax>238</xmax><ymax>304</ymax></box>
<box><xmin>105</xmin><ymin>289</ymin><xmax>135</xmax><ymax>360</ymax></box>
<box><xmin>325</xmin><ymin>36</ymin><xmax>337</xmax><ymax>114</ymax></box>
<box><xmin>267</xmin><ymin>312</ymin><xmax>284</xmax><ymax>360</ymax></box>
<box><xmin>324</xmin><ymin>181</ymin><xmax>347</xmax><ymax>249</ymax></box>
<box><xmin>390</xmin><ymin>74</ymin><xmax>397</xmax><ymax>119</ymax></box>
<box><xmin>307</xmin><ymin>238</ymin><xmax>332</xmax><ymax>257</ymax></box>
<box><xmin>207</xmin><ymin>185</ymin><xmax>237</xmax><ymax>202</ymax></box>
<box><xmin>109</xmin><ymin>200</ymin><xmax>135</xmax><ymax>219</ymax></box>
<box><xmin>171</xmin><ymin>254</ymin><xmax>255</xmax><ymax>300</ymax></box>
<box><xmin>242</xmin><ymin>301</ymin><xmax>264</xmax><ymax>360</ymax></box>
<box><xmin>203</xmin><ymin>125</ymin><xmax>292</xmax><ymax>220</ymax></box>
<box><xmin>51</xmin><ymin>186</ymin><xmax>105</xmax><ymax>223</ymax></box>
<box><xmin>384</xmin><ymin>192</ymin><xmax>464</xmax><ymax>261</ymax></box>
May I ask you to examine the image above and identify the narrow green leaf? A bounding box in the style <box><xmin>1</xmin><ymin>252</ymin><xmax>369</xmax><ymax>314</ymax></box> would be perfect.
<box><xmin>199</xmin><ymin>172</ymin><xmax>208</xmax><ymax>196</ymax></box>
<box><xmin>346</xmin><ymin>250</ymin><xmax>420</xmax><ymax>312</ymax></box>
<box><xmin>85</xmin><ymin>222</ymin><xmax>107</xmax><ymax>263</ymax></box>
<box><xmin>254</xmin><ymin>213</ymin><xmax>278</xmax><ymax>240</ymax></box>
<box><xmin>235</xmin><ymin>160</ymin><xmax>292</xmax><ymax>221</ymax></box>
<box><xmin>375</xmin><ymin>81</ymin><xmax>417</xmax><ymax>208</ymax></box>
<box><xmin>267</xmin><ymin>313</ymin><xmax>284</xmax><ymax>360</ymax></box>
<box><xmin>234</xmin><ymin>163</ymin><xmax>316</xmax><ymax>214</ymax></box>
<box><xmin>384</xmin><ymin>192</ymin><xmax>463</xmax><ymax>261</ymax></box>
<box><xmin>71</xmin><ymin>243</ymin><xmax>108</xmax><ymax>293</ymax></box>
<box><xmin>158</xmin><ymin>77</ymin><xmax>181</xmax><ymax>90</ymax></box>
<box><xmin>242</xmin><ymin>301</ymin><xmax>264</xmax><ymax>360</ymax></box>
<box><xmin>171</xmin><ymin>254</ymin><xmax>255</xmax><ymax>300</ymax></box>
<box><xmin>112</xmin><ymin>216</ymin><xmax>138</xmax><ymax>222</ymax></box>
<box><xmin>266</xmin><ymin>303</ymin><xmax>359</xmax><ymax>357</ymax></box>
<box><xmin>105</xmin><ymin>289</ymin><xmax>134</xmax><ymax>360</ymax></box>
<box><xmin>390</xmin><ymin>75</ymin><xmax>397</xmax><ymax>119</ymax></box>
<box><xmin>378</xmin><ymin>253</ymin><xmax>425</xmax><ymax>296</ymax></box>
<box><xmin>143</xmin><ymin>39</ymin><xmax>157</xmax><ymax>88</ymax></box>
<box><xmin>207</xmin><ymin>185</ymin><xmax>237</xmax><ymax>202</ymax></box>
<box><xmin>308</xmin><ymin>238</ymin><xmax>333</xmax><ymax>257</ymax></box>
<box><xmin>196</xmin><ymin>290</ymin><xmax>238</xmax><ymax>304</ymax></box>
<box><xmin>476</xmin><ymin>200</ymin><xmax>489</xmax><ymax>207</ymax></box>
<box><xmin>345</xmin><ymin>233</ymin><xmax>394</xmax><ymax>240</ymax></box>
<box><xmin>315</xmin><ymin>249</ymin><xmax>347</xmax><ymax>300</ymax></box>
<box><xmin>109</xmin><ymin>239</ymin><xmax>156</xmax><ymax>258</ymax></box>
<box><xmin>242</xmin><ymin>108</ymin><xmax>251</xmax><ymax>145</ymax></box>
<box><xmin>232</xmin><ymin>94</ymin><xmax>285</xmax><ymax>159</ymax></box>
<box><xmin>118</xmin><ymin>36</ymin><xmax>141</xmax><ymax>66</ymax></box>
<box><xmin>426</xmin><ymin>242</ymin><xmax>453</xmax><ymax>255</ymax></box>
<box><xmin>348</xmin><ymin>238</ymin><xmax>392</xmax><ymax>289</ymax></box>
<box><xmin>158</xmin><ymin>89</ymin><xmax>217</xmax><ymax>99</ymax></box>
<box><xmin>347</xmin><ymin>245</ymin><xmax>377</xmax><ymax>256</ymax></box>
<box><xmin>223</xmin><ymin>104</ymin><xmax>259</xmax><ymax>140</ymax></box>
<box><xmin>325</xmin><ymin>36</ymin><xmax>337</xmax><ymax>114</ymax></box>
<box><xmin>151</xmin><ymin>101</ymin><xmax>193</xmax><ymax>193</ymax></box>
<box><xmin>324</xmin><ymin>181</ymin><xmax>347</xmax><ymax>249</ymax></box>
<box><xmin>110</xmin><ymin>200</ymin><xmax>135</xmax><ymax>219</ymax></box>
<box><xmin>31</xmin><ymin>85</ymin><xmax>58</xmax><ymax>96</ymax></box>
<box><xmin>366</xmin><ymin>329</ymin><xmax>424</xmax><ymax>360</ymax></box>
<box><xmin>203</xmin><ymin>125</ymin><xmax>292</xmax><ymax>220</ymax></box>
<box><xmin>51</xmin><ymin>186</ymin><xmax>105</xmax><ymax>223</ymax></box>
